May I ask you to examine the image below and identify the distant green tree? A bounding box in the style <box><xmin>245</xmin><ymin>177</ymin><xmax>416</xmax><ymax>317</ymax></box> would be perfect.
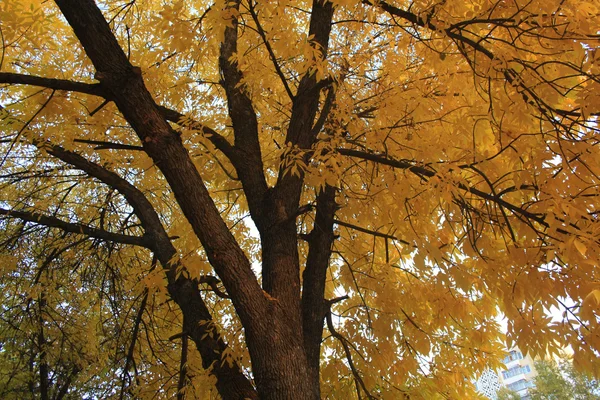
<box><xmin>497</xmin><ymin>387</ymin><xmax>520</xmax><ymax>400</ymax></box>
<box><xmin>529</xmin><ymin>357</ymin><xmax>600</xmax><ymax>400</ymax></box>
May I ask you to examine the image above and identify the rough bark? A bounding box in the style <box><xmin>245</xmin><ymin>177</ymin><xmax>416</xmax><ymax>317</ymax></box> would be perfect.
<box><xmin>216</xmin><ymin>1</ymin><xmax>336</xmax><ymax>398</ymax></box>
<box><xmin>250</xmin><ymin>3</ymin><xmax>336</xmax><ymax>398</ymax></box>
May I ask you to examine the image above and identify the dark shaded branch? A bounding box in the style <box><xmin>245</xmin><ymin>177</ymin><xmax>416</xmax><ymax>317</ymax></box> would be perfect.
<box><xmin>38</xmin><ymin>293</ymin><xmax>49</xmax><ymax>400</ymax></box>
<box><xmin>311</xmin><ymin>85</ymin><xmax>336</xmax><ymax>137</ymax></box>
<box><xmin>120</xmin><ymin>288</ymin><xmax>149</xmax><ymax>400</ymax></box>
<box><xmin>0</xmin><ymin>207</ymin><xmax>150</xmax><ymax>248</ymax></box>
<box><xmin>52</xmin><ymin>2</ymin><xmax>263</xmax><ymax>397</ymax></box>
<box><xmin>260</xmin><ymin>0</ymin><xmax>335</xmax><ymax>309</ymax></box>
<box><xmin>363</xmin><ymin>0</ymin><xmax>494</xmax><ymax>58</ymax></box>
<box><xmin>302</xmin><ymin>185</ymin><xmax>337</xmax><ymax>387</ymax></box>
<box><xmin>156</xmin><ymin>105</ymin><xmax>237</xmax><ymax>162</ymax></box>
<box><xmin>0</xmin><ymin>72</ymin><xmax>106</xmax><ymax>96</ymax></box>
<box><xmin>363</xmin><ymin>0</ymin><xmax>597</xmax><ymax>121</ymax></box>
<box><xmin>198</xmin><ymin>275</ymin><xmax>230</xmax><ymax>299</ymax></box>
<box><xmin>282</xmin><ymin>0</ymin><xmax>334</xmax><ymax>150</ymax></box>
<box><xmin>39</xmin><ymin>140</ymin><xmax>259</xmax><ymax>399</ymax></box>
<box><xmin>335</xmin><ymin>218</ymin><xmax>410</xmax><ymax>246</ymax></box>
<box><xmin>74</xmin><ymin>138</ymin><xmax>143</xmax><ymax>151</ymax></box>
<box><xmin>54</xmin><ymin>366</ymin><xmax>80</xmax><ymax>400</ymax></box>
<box><xmin>39</xmin><ymin>142</ymin><xmax>171</xmax><ymax>243</ymax></box>
<box><xmin>338</xmin><ymin>148</ymin><xmax>551</xmax><ymax>230</ymax></box>
<box><xmin>218</xmin><ymin>0</ymin><xmax>269</xmax><ymax>225</ymax></box>
<box><xmin>55</xmin><ymin>0</ymin><xmax>265</xmax><ymax>309</ymax></box>
<box><xmin>0</xmin><ymin>72</ymin><xmax>239</xmax><ymax>165</ymax></box>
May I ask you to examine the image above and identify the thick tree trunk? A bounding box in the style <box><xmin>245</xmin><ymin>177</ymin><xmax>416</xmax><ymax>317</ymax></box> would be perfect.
<box><xmin>246</xmin><ymin>304</ymin><xmax>318</xmax><ymax>400</ymax></box>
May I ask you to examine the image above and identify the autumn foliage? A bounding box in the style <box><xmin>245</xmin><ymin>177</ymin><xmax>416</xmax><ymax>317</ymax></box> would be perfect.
<box><xmin>0</xmin><ymin>0</ymin><xmax>599</xmax><ymax>398</ymax></box>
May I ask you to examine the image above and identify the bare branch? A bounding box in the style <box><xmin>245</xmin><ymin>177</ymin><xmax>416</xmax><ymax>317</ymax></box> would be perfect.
<box><xmin>218</xmin><ymin>0</ymin><xmax>269</xmax><ymax>223</ymax></box>
<box><xmin>0</xmin><ymin>72</ymin><xmax>106</xmax><ymax>96</ymax></box>
<box><xmin>248</xmin><ymin>2</ymin><xmax>295</xmax><ymax>101</ymax></box>
<box><xmin>0</xmin><ymin>207</ymin><xmax>150</xmax><ymax>247</ymax></box>
<box><xmin>335</xmin><ymin>219</ymin><xmax>410</xmax><ymax>246</ymax></box>
<box><xmin>326</xmin><ymin>310</ymin><xmax>376</xmax><ymax>400</ymax></box>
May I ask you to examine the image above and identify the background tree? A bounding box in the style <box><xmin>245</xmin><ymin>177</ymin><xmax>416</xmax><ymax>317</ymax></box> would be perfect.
<box><xmin>497</xmin><ymin>387</ymin><xmax>521</xmax><ymax>400</ymax></box>
<box><xmin>0</xmin><ymin>0</ymin><xmax>599</xmax><ymax>398</ymax></box>
<box><xmin>530</xmin><ymin>357</ymin><xmax>600</xmax><ymax>400</ymax></box>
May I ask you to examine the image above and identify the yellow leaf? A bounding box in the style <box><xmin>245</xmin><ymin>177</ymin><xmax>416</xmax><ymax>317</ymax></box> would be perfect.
<box><xmin>574</xmin><ymin>239</ymin><xmax>587</xmax><ymax>256</ymax></box>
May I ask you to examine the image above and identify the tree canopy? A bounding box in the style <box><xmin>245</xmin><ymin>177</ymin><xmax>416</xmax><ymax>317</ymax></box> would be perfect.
<box><xmin>0</xmin><ymin>0</ymin><xmax>599</xmax><ymax>398</ymax></box>
<box><xmin>498</xmin><ymin>356</ymin><xmax>600</xmax><ymax>400</ymax></box>
<box><xmin>529</xmin><ymin>357</ymin><xmax>600</xmax><ymax>400</ymax></box>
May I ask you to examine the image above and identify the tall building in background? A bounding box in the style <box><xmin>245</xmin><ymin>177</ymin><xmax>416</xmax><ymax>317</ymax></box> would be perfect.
<box><xmin>499</xmin><ymin>349</ymin><xmax>537</xmax><ymax>399</ymax></box>
<box><xmin>476</xmin><ymin>348</ymin><xmax>538</xmax><ymax>399</ymax></box>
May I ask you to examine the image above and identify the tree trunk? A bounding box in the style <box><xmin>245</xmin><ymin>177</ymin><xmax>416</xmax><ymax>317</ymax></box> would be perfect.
<box><xmin>52</xmin><ymin>1</ymin><xmax>333</xmax><ymax>398</ymax></box>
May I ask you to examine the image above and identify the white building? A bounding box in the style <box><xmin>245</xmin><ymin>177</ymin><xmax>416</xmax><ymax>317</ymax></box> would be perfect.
<box><xmin>476</xmin><ymin>348</ymin><xmax>538</xmax><ymax>399</ymax></box>
<box><xmin>498</xmin><ymin>349</ymin><xmax>537</xmax><ymax>399</ymax></box>
<box><xmin>476</xmin><ymin>369</ymin><xmax>502</xmax><ymax>400</ymax></box>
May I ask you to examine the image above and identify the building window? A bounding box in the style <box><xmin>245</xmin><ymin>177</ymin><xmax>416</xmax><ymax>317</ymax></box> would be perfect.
<box><xmin>502</xmin><ymin>365</ymin><xmax>531</xmax><ymax>379</ymax></box>
<box><xmin>506</xmin><ymin>379</ymin><xmax>535</xmax><ymax>392</ymax></box>
<box><xmin>502</xmin><ymin>350</ymin><xmax>523</xmax><ymax>364</ymax></box>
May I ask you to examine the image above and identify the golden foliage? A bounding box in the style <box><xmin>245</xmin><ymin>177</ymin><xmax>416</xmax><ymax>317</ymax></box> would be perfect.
<box><xmin>0</xmin><ymin>0</ymin><xmax>599</xmax><ymax>398</ymax></box>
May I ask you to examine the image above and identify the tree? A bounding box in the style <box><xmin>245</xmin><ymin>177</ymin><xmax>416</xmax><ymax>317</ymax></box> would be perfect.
<box><xmin>497</xmin><ymin>387</ymin><xmax>521</xmax><ymax>400</ymax></box>
<box><xmin>0</xmin><ymin>0</ymin><xmax>599</xmax><ymax>398</ymax></box>
<box><xmin>530</xmin><ymin>357</ymin><xmax>600</xmax><ymax>400</ymax></box>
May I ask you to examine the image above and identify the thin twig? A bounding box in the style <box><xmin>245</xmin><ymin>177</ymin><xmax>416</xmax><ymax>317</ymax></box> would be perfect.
<box><xmin>248</xmin><ymin>1</ymin><xmax>295</xmax><ymax>101</ymax></box>
<box><xmin>326</xmin><ymin>311</ymin><xmax>376</xmax><ymax>400</ymax></box>
<box><xmin>0</xmin><ymin>89</ymin><xmax>55</xmax><ymax>168</ymax></box>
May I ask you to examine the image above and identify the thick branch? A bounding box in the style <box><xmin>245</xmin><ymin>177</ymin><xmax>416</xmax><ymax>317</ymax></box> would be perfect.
<box><xmin>44</xmin><ymin>143</ymin><xmax>259</xmax><ymax>399</ymax></box>
<box><xmin>0</xmin><ymin>72</ymin><xmax>106</xmax><ymax>96</ymax></box>
<box><xmin>54</xmin><ymin>0</ymin><xmax>265</xmax><ymax>320</ymax></box>
<box><xmin>261</xmin><ymin>0</ymin><xmax>335</xmax><ymax>306</ymax></box>
<box><xmin>338</xmin><ymin>148</ymin><xmax>550</xmax><ymax>229</ymax></box>
<box><xmin>302</xmin><ymin>185</ymin><xmax>337</xmax><ymax>392</ymax></box>
<box><xmin>218</xmin><ymin>0</ymin><xmax>269</xmax><ymax>224</ymax></box>
<box><xmin>282</xmin><ymin>0</ymin><xmax>334</xmax><ymax>150</ymax></box>
<box><xmin>46</xmin><ymin>1</ymin><xmax>263</xmax><ymax>397</ymax></box>
<box><xmin>0</xmin><ymin>207</ymin><xmax>150</xmax><ymax>247</ymax></box>
<box><xmin>40</xmin><ymin>142</ymin><xmax>171</xmax><ymax>244</ymax></box>
<box><xmin>0</xmin><ymin>72</ymin><xmax>239</xmax><ymax>165</ymax></box>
